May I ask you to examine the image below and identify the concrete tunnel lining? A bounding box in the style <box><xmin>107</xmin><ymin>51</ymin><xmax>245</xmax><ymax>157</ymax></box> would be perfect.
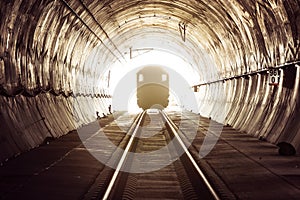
<box><xmin>0</xmin><ymin>0</ymin><xmax>299</xmax><ymax>162</ymax></box>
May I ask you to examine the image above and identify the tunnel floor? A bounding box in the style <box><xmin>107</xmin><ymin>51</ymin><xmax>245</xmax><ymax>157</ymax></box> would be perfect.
<box><xmin>0</xmin><ymin>111</ymin><xmax>299</xmax><ymax>200</ymax></box>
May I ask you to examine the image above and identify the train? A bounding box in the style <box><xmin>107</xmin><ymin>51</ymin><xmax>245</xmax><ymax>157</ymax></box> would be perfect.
<box><xmin>136</xmin><ymin>66</ymin><xmax>169</xmax><ymax>110</ymax></box>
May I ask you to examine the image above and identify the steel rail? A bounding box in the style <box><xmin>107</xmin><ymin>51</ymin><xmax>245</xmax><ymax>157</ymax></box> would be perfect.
<box><xmin>161</xmin><ymin>111</ymin><xmax>221</xmax><ymax>200</ymax></box>
<box><xmin>102</xmin><ymin>111</ymin><xmax>145</xmax><ymax>200</ymax></box>
<box><xmin>185</xmin><ymin>112</ymin><xmax>298</xmax><ymax>194</ymax></box>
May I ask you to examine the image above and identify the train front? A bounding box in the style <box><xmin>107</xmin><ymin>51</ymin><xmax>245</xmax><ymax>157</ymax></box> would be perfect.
<box><xmin>137</xmin><ymin>66</ymin><xmax>169</xmax><ymax>110</ymax></box>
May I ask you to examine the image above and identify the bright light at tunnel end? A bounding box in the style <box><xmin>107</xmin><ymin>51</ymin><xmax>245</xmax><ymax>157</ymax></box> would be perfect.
<box><xmin>75</xmin><ymin>49</ymin><xmax>226</xmax><ymax>173</ymax></box>
<box><xmin>109</xmin><ymin>50</ymin><xmax>200</xmax><ymax>95</ymax></box>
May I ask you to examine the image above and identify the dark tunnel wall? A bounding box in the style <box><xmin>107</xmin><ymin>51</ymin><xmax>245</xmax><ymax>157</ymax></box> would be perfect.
<box><xmin>0</xmin><ymin>0</ymin><xmax>300</xmax><ymax>162</ymax></box>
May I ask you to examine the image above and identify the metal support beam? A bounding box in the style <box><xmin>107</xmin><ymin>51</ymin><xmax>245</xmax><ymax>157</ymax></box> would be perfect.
<box><xmin>129</xmin><ymin>47</ymin><xmax>154</xmax><ymax>59</ymax></box>
<box><xmin>193</xmin><ymin>61</ymin><xmax>300</xmax><ymax>88</ymax></box>
<box><xmin>179</xmin><ymin>22</ymin><xmax>186</xmax><ymax>42</ymax></box>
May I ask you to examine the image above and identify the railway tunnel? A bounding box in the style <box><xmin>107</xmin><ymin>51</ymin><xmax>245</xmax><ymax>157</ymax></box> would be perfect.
<box><xmin>0</xmin><ymin>0</ymin><xmax>300</xmax><ymax>199</ymax></box>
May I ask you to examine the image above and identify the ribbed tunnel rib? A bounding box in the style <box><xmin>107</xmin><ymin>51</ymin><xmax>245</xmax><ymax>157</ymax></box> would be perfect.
<box><xmin>0</xmin><ymin>0</ymin><xmax>299</xmax><ymax>162</ymax></box>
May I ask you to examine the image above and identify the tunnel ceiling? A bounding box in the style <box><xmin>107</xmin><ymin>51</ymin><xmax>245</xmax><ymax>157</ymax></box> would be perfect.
<box><xmin>0</xmin><ymin>0</ymin><xmax>299</xmax><ymax>96</ymax></box>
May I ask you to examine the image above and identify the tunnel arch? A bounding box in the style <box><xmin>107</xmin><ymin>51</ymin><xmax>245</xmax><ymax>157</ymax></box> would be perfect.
<box><xmin>0</xmin><ymin>0</ymin><xmax>299</xmax><ymax>162</ymax></box>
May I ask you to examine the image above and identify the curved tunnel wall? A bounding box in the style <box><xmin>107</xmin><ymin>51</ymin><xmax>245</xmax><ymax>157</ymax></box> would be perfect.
<box><xmin>196</xmin><ymin>64</ymin><xmax>300</xmax><ymax>153</ymax></box>
<box><xmin>0</xmin><ymin>0</ymin><xmax>299</xmax><ymax>162</ymax></box>
<box><xmin>0</xmin><ymin>0</ymin><xmax>112</xmax><ymax>162</ymax></box>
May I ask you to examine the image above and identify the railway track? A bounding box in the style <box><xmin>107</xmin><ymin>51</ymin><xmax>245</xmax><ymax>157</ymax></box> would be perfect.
<box><xmin>84</xmin><ymin>110</ymin><xmax>220</xmax><ymax>200</ymax></box>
